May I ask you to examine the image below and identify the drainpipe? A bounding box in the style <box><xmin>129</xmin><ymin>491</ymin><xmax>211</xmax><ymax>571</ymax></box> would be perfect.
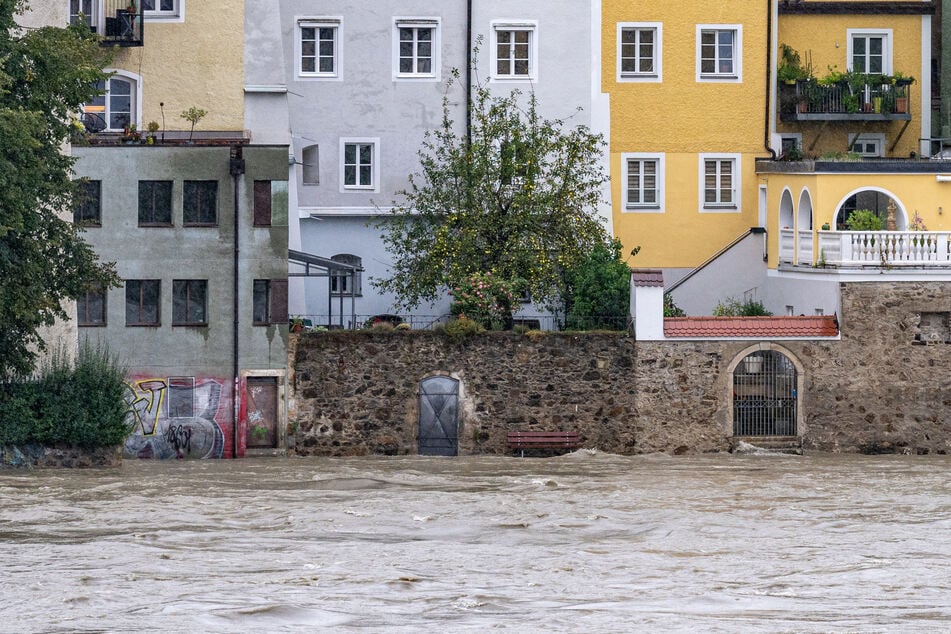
<box><xmin>466</xmin><ymin>0</ymin><xmax>472</xmax><ymax>146</ymax></box>
<box><xmin>764</xmin><ymin>0</ymin><xmax>777</xmax><ymax>160</ymax></box>
<box><xmin>230</xmin><ymin>146</ymin><xmax>246</xmax><ymax>458</ymax></box>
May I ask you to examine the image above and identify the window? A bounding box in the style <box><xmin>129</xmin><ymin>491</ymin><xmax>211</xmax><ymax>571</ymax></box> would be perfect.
<box><xmin>69</xmin><ymin>0</ymin><xmax>94</xmax><ymax>27</ymax></box>
<box><xmin>172</xmin><ymin>280</ymin><xmax>207</xmax><ymax>326</ymax></box>
<box><xmin>84</xmin><ymin>74</ymin><xmax>138</xmax><ymax>131</ymax></box>
<box><xmin>183</xmin><ymin>180</ymin><xmax>218</xmax><ymax>225</ymax></box>
<box><xmin>340</xmin><ymin>139</ymin><xmax>378</xmax><ymax>191</ymax></box>
<box><xmin>167</xmin><ymin>377</ymin><xmax>194</xmax><ymax>418</ymax></box>
<box><xmin>73</xmin><ymin>179</ymin><xmax>101</xmax><ymax>226</ymax></box>
<box><xmin>253</xmin><ymin>279</ymin><xmax>288</xmax><ymax>325</ymax></box>
<box><xmin>302</xmin><ymin>145</ymin><xmax>319</xmax><ymax>185</ymax></box>
<box><xmin>849</xmin><ymin>133</ymin><xmax>884</xmax><ymax>157</ymax></box>
<box><xmin>126</xmin><ymin>279</ymin><xmax>160</xmax><ymax>326</ymax></box>
<box><xmin>618</xmin><ymin>23</ymin><xmax>661</xmax><ymax>81</ymax></box>
<box><xmin>394</xmin><ymin>19</ymin><xmax>439</xmax><ymax>78</ymax></box>
<box><xmin>330</xmin><ymin>254</ymin><xmax>362</xmax><ymax>296</ymax></box>
<box><xmin>138</xmin><ymin>180</ymin><xmax>173</xmax><ymax>226</ymax></box>
<box><xmin>697</xmin><ymin>25</ymin><xmax>741</xmax><ymax>81</ymax></box>
<box><xmin>699</xmin><ymin>154</ymin><xmax>741</xmax><ymax>212</ymax></box>
<box><xmin>78</xmin><ymin>284</ymin><xmax>106</xmax><ymax>326</ymax></box>
<box><xmin>299</xmin><ymin>19</ymin><xmax>340</xmax><ymax>78</ymax></box>
<box><xmin>849</xmin><ymin>30</ymin><xmax>892</xmax><ymax>75</ymax></box>
<box><xmin>142</xmin><ymin>0</ymin><xmax>181</xmax><ymax>19</ymax></box>
<box><xmin>622</xmin><ymin>153</ymin><xmax>664</xmax><ymax>212</ymax></box>
<box><xmin>780</xmin><ymin>135</ymin><xmax>802</xmax><ymax>158</ymax></box>
<box><xmin>253</xmin><ymin>180</ymin><xmax>289</xmax><ymax>226</ymax></box>
<box><xmin>492</xmin><ymin>23</ymin><xmax>536</xmax><ymax>79</ymax></box>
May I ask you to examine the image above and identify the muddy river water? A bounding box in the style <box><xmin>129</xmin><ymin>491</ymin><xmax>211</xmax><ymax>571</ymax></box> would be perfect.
<box><xmin>1</xmin><ymin>452</ymin><xmax>950</xmax><ymax>632</ymax></box>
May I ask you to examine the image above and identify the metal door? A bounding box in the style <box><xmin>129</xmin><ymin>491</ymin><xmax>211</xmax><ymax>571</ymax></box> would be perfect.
<box><xmin>733</xmin><ymin>351</ymin><xmax>797</xmax><ymax>436</ymax></box>
<box><xmin>418</xmin><ymin>376</ymin><xmax>459</xmax><ymax>456</ymax></box>
<box><xmin>246</xmin><ymin>377</ymin><xmax>278</xmax><ymax>448</ymax></box>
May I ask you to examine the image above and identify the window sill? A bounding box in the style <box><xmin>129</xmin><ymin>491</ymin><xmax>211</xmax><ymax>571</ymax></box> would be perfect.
<box><xmin>625</xmin><ymin>205</ymin><xmax>663</xmax><ymax>213</ymax></box>
<box><xmin>172</xmin><ymin>323</ymin><xmax>208</xmax><ymax>327</ymax></box>
<box><xmin>139</xmin><ymin>223</ymin><xmax>173</xmax><ymax>228</ymax></box>
<box><xmin>183</xmin><ymin>223</ymin><xmax>218</xmax><ymax>227</ymax></box>
<box><xmin>78</xmin><ymin>323</ymin><xmax>107</xmax><ymax>327</ymax></box>
<box><xmin>126</xmin><ymin>323</ymin><xmax>161</xmax><ymax>327</ymax></box>
<box><xmin>700</xmin><ymin>205</ymin><xmax>739</xmax><ymax>213</ymax></box>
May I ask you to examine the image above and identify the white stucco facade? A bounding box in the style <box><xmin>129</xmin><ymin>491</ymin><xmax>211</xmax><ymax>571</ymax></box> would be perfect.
<box><xmin>268</xmin><ymin>1</ymin><xmax>608</xmax><ymax>326</ymax></box>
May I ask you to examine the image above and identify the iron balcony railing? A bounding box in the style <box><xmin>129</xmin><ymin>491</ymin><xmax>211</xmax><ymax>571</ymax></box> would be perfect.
<box><xmin>71</xmin><ymin>1</ymin><xmax>144</xmax><ymax>47</ymax></box>
<box><xmin>780</xmin><ymin>79</ymin><xmax>912</xmax><ymax>121</ymax></box>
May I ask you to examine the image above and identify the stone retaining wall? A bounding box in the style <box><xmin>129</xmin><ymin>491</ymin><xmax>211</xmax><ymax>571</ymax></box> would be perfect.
<box><xmin>290</xmin><ymin>282</ymin><xmax>951</xmax><ymax>456</ymax></box>
<box><xmin>0</xmin><ymin>444</ymin><xmax>122</xmax><ymax>469</ymax></box>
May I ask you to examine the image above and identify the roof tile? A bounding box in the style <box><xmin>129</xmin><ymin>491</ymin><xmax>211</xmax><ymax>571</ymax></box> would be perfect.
<box><xmin>663</xmin><ymin>315</ymin><xmax>838</xmax><ymax>338</ymax></box>
<box><xmin>631</xmin><ymin>269</ymin><xmax>664</xmax><ymax>287</ymax></box>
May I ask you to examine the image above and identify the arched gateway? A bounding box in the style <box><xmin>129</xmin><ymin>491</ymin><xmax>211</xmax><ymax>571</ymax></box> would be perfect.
<box><xmin>732</xmin><ymin>350</ymin><xmax>798</xmax><ymax>437</ymax></box>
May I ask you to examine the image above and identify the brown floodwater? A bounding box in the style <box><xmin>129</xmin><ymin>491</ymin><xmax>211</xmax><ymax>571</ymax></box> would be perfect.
<box><xmin>1</xmin><ymin>451</ymin><xmax>949</xmax><ymax>632</ymax></box>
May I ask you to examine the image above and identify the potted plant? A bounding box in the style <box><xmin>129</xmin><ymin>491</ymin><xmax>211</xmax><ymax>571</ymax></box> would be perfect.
<box><xmin>145</xmin><ymin>120</ymin><xmax>159</xmax><ymax>145</ymax></box>
<box><xmin>290</xmin><ymin>315</ymin><xmax>305</xmax><ymax>333</ymax></box>
<box><xmin>179</xmin><ymin>106</ymin><xmax>207</xmax><ymax>142</ymax></box>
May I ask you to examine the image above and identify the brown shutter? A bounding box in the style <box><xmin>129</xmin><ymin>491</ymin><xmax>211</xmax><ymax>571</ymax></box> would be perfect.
<box><xmin>253</xmin><ymin>180</ymin><xmax>271</xmax><ymax>226</ymax></box>
<box><xmin>269</xmin><ymin>278</ymin><xmax>288</xmax><ymax>324</ymax></box>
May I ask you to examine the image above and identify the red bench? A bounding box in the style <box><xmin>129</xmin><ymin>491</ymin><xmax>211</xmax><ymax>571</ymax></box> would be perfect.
<box><xmin>507</xmin><ymin>431</ymin><xmax>582</xmax><ymax>457</ymax></box>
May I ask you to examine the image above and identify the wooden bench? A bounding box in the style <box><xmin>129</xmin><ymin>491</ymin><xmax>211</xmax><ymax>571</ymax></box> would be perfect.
<box><xmin>507</xmin><ymin>431</ymin><xmax>582</xmax><ymax>457</ymax></box>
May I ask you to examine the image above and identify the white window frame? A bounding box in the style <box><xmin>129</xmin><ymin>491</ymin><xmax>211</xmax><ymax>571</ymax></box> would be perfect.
<box><xmin>491</xmin><ymin>21</ymin><xmax>538</xmax><ymax>81</ymax></box>
<box><xmin>617</xmin><ymin>22</ymin><xmax>662</xmax><ymax>83</ymax></box>
<box><xmin>339</xmin><ymin>138</ymin><xmax>380</xmax><ymax>193</ymax></box>
<box><xmin>779</xmin><ymin>133</ymin><xmax>803</xmax><ymax>158</ymax></box>
<box><xmin>696</xmin><ymin>24</ymin><xmax>742</xmax><ymax>83</ymax></box>
<box><xmin>621</xmin><ymin>153</ymin><xmax>665</xmax><ymax>213</ymax></box>
<box><xmin>142</xmin><ymin>0</ymin><xmax>183</xmax><ymax>22</ymax></box>
<box><xmin>698</xmin><ymin>153</ymin><xmax>741</xmax><ymax>213</ymax></box>
<box><xmin>392</xmin><ymin>18</ymin><xmax>440</xmax><ymax>80</ymax></box>
<box><xmin>847</xmin><ymin>29</ymin><xmax>892</xmax><ymax>75</ymax></box>
<box><xmin>83</xmin><ymin>69</ymin><xmax>142</xmax><ymax>132</ymax></box>
<box><xmin>848</xmin><ymin>132</ymin><xmax>885</xmax><ymax>157</ymax></box>
<box><xmin>298</xmin><ymin>17</ymin><xmax>342</xmax><ymax>80</ymax></box>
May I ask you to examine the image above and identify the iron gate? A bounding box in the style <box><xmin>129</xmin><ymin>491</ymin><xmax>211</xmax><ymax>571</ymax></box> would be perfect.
<box><xmin>418</xmin><ymin>376</ymin><xmax>459</xmax><ymax>456</ymax></box>
<box><xmin>733</xmin><ymin>351</ymin><xmax>797</xmax><ymax>436</ymax></box>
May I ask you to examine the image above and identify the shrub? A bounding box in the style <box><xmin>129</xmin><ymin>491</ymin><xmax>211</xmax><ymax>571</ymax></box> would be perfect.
<box><xmin>0</xmin><ymin>341</ymin><xmax>131</xmax><ymax>448</ymax></box>
<box><xmin>713</xmin><ymin>297</ymin><xmax>773</xmax><ymax>317</ymax></box>
<box><xmin>664</xmin><ymin>294</ymin><xmax>686</xmax><ymax>317</ymax></box>
<box><xmin>845</xmin><ymin>209</ymin><xmax>883</xmax><ymax>231</ymax></box>
<box><xmin>449</xmin><ymin>272</ymin><xmax>519</xmax><ymax>330</ymax></box>
<box><xmin>443</xmin><ymin>315</ymin><xmax>484</xmax><ymax>343</ymax></box>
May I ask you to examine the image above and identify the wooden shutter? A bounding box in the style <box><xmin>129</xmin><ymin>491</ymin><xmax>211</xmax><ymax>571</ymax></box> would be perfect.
<box><xmin>253</xmin><ymin>180</ymin><xmax>272</xmax><ymax>226</ymax></box>
<box><xmin>269</xmin><ymin>278</ymin><xmax>288</xmax><ymax>324</ymax></box>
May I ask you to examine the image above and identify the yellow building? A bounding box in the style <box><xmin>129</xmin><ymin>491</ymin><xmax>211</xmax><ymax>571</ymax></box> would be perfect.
<box><xmin>75</xmin><ymin>0</ymin><xmax>244</xmax><ymax>133</ymax></box>
<box><xmin>605</xmin><ymin>0</ymin><xmax>946</xmax><ymax>299</ymax></box>
<box><xmin>603</xmin><ymin>0</ymin><xmax>769</xmax><ymax>273</ymax></box>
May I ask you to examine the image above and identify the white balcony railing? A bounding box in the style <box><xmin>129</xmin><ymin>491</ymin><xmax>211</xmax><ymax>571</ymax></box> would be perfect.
<box><xmin>816</xmin><ymin>231</ymin><xmax>951</xmax><ymax>266</ymax></box>
<box><xmin>796</xmin><ymin>229</ymin><xmax>813</xmax><ymax>265</ymax></box>
<box><xmin>779</xmin><ymin>228</ymin><xmax>795</xmax><ymax>264</ymax></box>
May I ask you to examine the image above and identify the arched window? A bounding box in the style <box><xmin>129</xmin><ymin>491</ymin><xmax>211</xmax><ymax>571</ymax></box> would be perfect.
<box><xmin>330</xmin><ymin>254</ymin><xmax>362</xmax><ymax>296</ymax></box>
<box><xmin>82</xmin><ymin>73</ymin><xmax>139</xmax><ymax>132</ymax></box>
<box><xmin>733</xmin><ymin>350</ymin><xmax>798</xmax><ymax>437</ymax></box>
<box><xmin>835</xmin><ymin>190</ymin><xmax>905</xmax><ymax>231</ymax></box>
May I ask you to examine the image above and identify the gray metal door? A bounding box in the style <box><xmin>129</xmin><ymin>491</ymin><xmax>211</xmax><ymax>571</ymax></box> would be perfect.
<box><xmin>733</xmin><ymin>351</ymin><xmax>797</xmax><ymax>436</ymax></box>
<box><xmin>418</xmin><ymin>376</ymin><xmax>459</xmax><ymax>456</ymax></box>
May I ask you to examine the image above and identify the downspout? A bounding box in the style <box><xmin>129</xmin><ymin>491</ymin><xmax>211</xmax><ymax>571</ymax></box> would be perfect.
<box><xmin>764</xmin><ymin>0</ymin><xmax>777</xmax><ymax>159</ymax></box>
<box><xmin>466</xmin><ymin>0</ymin><xmax>472</xmax><ymax>146</ymax></box>
<box><xmin>230</xmin><ymin>146</ymin><xmax>246</xmax><ymax>458</ymax></box>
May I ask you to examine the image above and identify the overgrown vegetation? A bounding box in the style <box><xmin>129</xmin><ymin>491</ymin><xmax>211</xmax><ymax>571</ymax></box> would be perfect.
<box><xmin>439</xmin><ymin>316</ymin><xmax>485</xmax><ymax>343</ymax></box>
<box><xmin>664</xmin><ymin>294</ymin><xmax>686</xmax><ymax>317</ymax></box>
<box><xmin>0</xmin><ymin>4</ymin><xmax>119</xmax><ymax>378</ymax></box>
<box><xmin>713</xmin><ymin>297</ymin><xmax>773</xmax><ymax>317</ymax></box>
<box><xmin>0</xmin><ymin>341</ymin><xmax>131</xmax><ymax>448</ymax></box>
<box><xmin>564</xmin><ymin>239</ymin><xmax>630</xmax><ymax>331</ymax></box>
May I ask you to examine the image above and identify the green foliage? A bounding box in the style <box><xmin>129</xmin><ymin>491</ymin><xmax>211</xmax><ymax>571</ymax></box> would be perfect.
<box><xmin>0</xmin><ymin>340</ymin><xmax>131</xmax><ymax>448</ymax></box>
<box><xmin>664</xmin><ymin>294</ymin><xmax>686</xmax><ymax>317</ymax></box>
<box><xmin>375</xmin><ymin>55</ymin><xmax>609</xmax><ymax>311</ymax></box>
<box><xmin>450</xmin><ymin>271</ymin><xmax>519</xmax><ymax>330</ymax></box>
<box><xmin>442</xmin><ymin>316</ymin><xmax>484</xmax><ymax>343</ymax></box>
<box><xmin>713</xmin><ymin>297</ymin><xmax>773</xmax><ymax>317</ymax></box>
<box><xmin>179</xmin><ymin>106</ymin><xmax>207</xmax><ymax>140</ymax></box>
<box><xmin>564</xmin><ymin>239</ymin><xmax>630</xmax><ymax>331</ymax></box>
<box><xmin>777</xmin><ymin>44</ymin><xmax>810</xmax><ymax>82</ymax></box>
<box><xmin>845</xmin><ymin>209</ymin><xmax>884</xmax><ymax>231</ymax></box>
<box><xmin>0</xmin><ymin>4</ymin><xmax>118</xmax><ymax>379</ymax></box>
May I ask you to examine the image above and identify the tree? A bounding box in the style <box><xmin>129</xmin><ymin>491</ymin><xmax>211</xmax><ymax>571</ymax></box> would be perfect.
<box><xmin>0</xmin><ymin>2</ymin><xmax>117</xmax><ymax>378</ymax></box>
<box><xmin>375</xmin><ymin>68</ymin><xmax>609</xmax><ymax>316</ymax></box>
<box><xmin>564</xmin><ymin>238</ymin><xmax>631</xmax><ymax>331</ymax></box>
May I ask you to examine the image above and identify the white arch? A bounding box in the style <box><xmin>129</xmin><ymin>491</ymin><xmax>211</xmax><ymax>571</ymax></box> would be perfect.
<box><xmin>796</xmin><ymin>189</ymin><xmax>813</xmax><ymax>231</ymax></box>
<box><xmin>832</xmin><ymin>186</ymin><xmax>908</xmax><ymax>230</ymax></box>
<box><xmin>725</xmin><ymin>343</ymin><xmax>806</xmax><ymax>439</ymax></box>
<box><xmin>101</xmin><ymin>68</ymin><xmax>144</xmax><ymax>130</ymax></box>
<box><xmin>779</xmin><ymin>187</ymin><xmax>794</xmax><ymax>229</ymax></box>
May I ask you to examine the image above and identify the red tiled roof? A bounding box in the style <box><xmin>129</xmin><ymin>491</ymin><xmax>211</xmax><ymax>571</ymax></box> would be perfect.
<box><xmin>663</xmin><ymin>315</ymin><xmax>839</xmax><ymax>338</ymax></box>
<box><xmin>631</xmin><ymin>269</ymin><xmax>664</xmax><ymax>287</ymax></box>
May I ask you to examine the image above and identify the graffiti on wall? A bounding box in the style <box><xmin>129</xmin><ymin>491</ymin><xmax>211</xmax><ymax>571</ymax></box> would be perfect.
<box><xmin>124</xmin><ymin>376</ymin><xmax>229</xmax><ymax>459</ymax></box>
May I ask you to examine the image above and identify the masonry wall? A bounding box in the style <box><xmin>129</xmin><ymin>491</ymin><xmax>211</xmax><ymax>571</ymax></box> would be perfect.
<box><xmin>291</xmin><ymin>282</ymin><xmax>951</xmax><ymax>456</ymax></box>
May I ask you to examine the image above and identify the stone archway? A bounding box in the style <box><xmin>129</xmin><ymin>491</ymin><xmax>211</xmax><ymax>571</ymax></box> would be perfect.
<box><xmin>728</xmin><ymin>344</ymin><xmax>805</xmax><ymax>438</ymax></box>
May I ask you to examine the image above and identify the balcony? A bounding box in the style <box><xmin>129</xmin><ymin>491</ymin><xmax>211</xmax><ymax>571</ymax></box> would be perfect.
<box><xmin>72</xmin><ymin>1</ymin><xmax>144</xmax><ymax>47</ymax></box>
<box><xmin>779</xmin><ymin>79</ymin><xmax>912</xmax><ymax>122</ymax></box>
<box><xmin>782</xmin><ymin>230</ymin><xmax>951</xmax><ymax>268</ymax></box>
